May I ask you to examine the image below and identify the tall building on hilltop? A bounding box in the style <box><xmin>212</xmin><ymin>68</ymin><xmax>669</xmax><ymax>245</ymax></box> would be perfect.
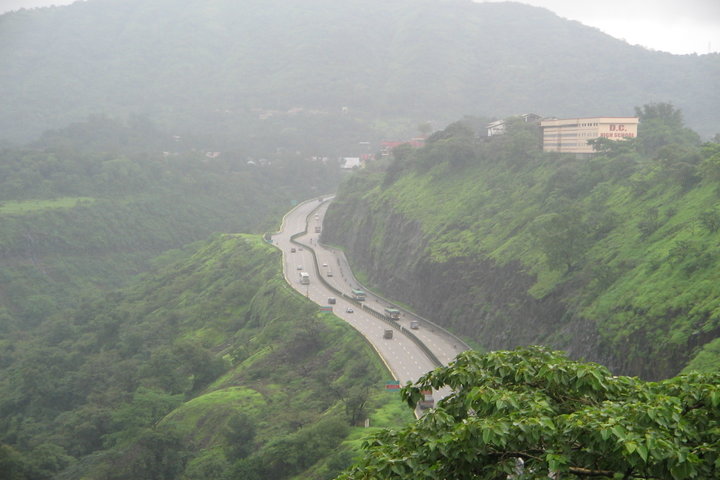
<box><xmin>540</xmin><ymin>117</ymin><xmax>639</xmax><ymax>154</ymax></box>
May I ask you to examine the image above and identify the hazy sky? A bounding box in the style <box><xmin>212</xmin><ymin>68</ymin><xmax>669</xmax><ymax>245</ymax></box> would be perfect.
<box><xmin>1</xmin><ymin>0</ymin><xmax>718</xmax><ymax>55</ymax></box>
<box><xmin>477</xmin><ymin>0</ymin><xmax>720</xmax><ymax>55</ymax></box>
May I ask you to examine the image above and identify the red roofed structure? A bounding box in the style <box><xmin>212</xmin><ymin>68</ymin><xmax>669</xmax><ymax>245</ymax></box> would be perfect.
<box><xmin>380</xmin><ymin>137</ymin><xmax>425</xmax><ymax>156</ymax></box>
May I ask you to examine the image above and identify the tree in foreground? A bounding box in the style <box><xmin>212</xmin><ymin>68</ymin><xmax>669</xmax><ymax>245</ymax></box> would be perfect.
<box><xmin>337</xmin><ymin>346</ymin><xmax>720</xmax><ymax>480</ymax></box>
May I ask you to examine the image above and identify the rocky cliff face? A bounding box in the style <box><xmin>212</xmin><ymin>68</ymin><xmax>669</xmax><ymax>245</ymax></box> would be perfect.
<box><xmin>322</xmin><ymin>191</ymin><xmax>620</xmax><ymax>373</ymax></box>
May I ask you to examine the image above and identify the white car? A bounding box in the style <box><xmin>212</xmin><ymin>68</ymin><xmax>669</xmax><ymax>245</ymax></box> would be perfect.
<box><xmin>322</xmin><ymin>263</ymin><xmax>328</xmax><ymax>267</ymax></box>
<box><xmin>346</xmin><ymin>307</ymin><xmax>354</xmax><ymax>313</ymax></box>
<box><xmin>297</xmin><ymin>265</ymin><xmax>303</xmax><ymax>270</ymax></box>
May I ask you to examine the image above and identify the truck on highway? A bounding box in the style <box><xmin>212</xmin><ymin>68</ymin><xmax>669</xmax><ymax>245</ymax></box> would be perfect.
<box><xmin>418</xmin><ymin>390</ymin><xmax>434</xmax><ymax>409</ymax></box>
<box><xmin>299</xmin><ymin>272</ymin><xmax>310</xmax><ymax>284</ymax></box>
<box><xmin>383</xmin><ymin>329</ymin><xmax>393</xmax><ymax>339</ymax></box>
<box><xmin>384</xmin><ymin>307</ymin><xmax>401</xmax><ymax>320</ymax></box>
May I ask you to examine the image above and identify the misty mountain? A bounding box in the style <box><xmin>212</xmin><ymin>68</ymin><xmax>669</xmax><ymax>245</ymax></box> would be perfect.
<box><xmin>1</xmin><ymin>0</ymin><xmax>718</xmax><ymax>150</ymax></box>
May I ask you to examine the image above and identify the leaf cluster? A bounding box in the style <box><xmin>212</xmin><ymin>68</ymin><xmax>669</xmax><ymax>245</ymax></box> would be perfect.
<box><xmin>340</xmin><ymin>347</ymin><xmax>720</xmax><ymax>479</ymax></box>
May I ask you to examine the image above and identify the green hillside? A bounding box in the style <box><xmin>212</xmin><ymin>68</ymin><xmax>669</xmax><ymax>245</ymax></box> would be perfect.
<box><xmin>0</xmin><ymin>0</ymin><xmax>718</xmax><ymax>149</ymax></box>
<box><xmin>0</xmin><ymin>116</ymin><xmax>342</xmax><ymax>332</ymax></box>
<box><xmin>0</xmin><ymin>234</ymin><xmax>413</xmax><ymax>479</ymax></box>
<box><xmin>323</xmin><ymin>105</ymin><xmax>720</xmax><ymax>380</ymax></box>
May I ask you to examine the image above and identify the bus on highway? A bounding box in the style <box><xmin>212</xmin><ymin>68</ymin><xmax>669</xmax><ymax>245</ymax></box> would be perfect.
<box><xmin>351</xmin><ymin>289</ymin><xmax>366</xmax><ymax>301</ymax></box>
<box><xmin>384</xmin><ymin>307</ymin><xmax>401</xmax><ymax>320</ymax></box>
<box><xmin>299</xmin><ymin>272</ymin><xmax>310</xmax><ymax>284</ymax></box>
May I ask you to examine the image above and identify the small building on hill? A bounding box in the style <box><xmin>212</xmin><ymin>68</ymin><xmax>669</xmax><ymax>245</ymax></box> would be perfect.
<box><xmin>487</xmin><ymin>113</ymin><xmax>541</xmax><ymax>137</ymax></box>
<box><xmin>540</xmin><ymin>117</ymin><xmax>639</xmax><ymax>154</ymax></box>
<box><xmin>380</xmin><ymin>138</ymin><xmax>425</xmax><ymax>156</ymax></box>
<box><xmin>341</xmin><ymin>157</ymin><xmax>361</xmax><ymax>169</ymax></box>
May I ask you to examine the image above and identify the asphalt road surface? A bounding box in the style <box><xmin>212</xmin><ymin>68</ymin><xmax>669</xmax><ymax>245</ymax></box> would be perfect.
<box><xmin>271</xmin><ymin>197</ymin><xmax>467</xmax><ymax>407</ymax></box>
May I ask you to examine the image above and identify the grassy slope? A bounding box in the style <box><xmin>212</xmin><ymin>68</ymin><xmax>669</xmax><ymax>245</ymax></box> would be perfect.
<box><xmin>326</xmin><ymin>129</ymin><xmax>720</xmax><ymax>378</ymax></box>
<box><xmin>143</xmin><ymin>235</ymin><xmax>415</xmax><ymax>479</ymax></box>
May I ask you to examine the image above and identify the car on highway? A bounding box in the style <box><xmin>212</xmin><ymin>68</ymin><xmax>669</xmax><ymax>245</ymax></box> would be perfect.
<box><xmin>290</xmin><ymin>247</ymin><xmax>296</xmax><ymax>253</ymax></box>
<box><xmin>322</xmin><ymin>263</ymin><xmax>328</xmax><ymax>267</ymax></box>
<box><xmin>297</xmin><ymin>265</ymin><xmax>303</xmax><ymax>270</ymax></box>
<box><xmin>346</xmin><ymin>307</ymin><xmax>354</xmax><ymax>313</ymax></box>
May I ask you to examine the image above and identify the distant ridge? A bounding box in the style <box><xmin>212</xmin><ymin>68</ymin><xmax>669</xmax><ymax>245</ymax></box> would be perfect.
<box><xmin>0</xmin><ymin>0</ymin><xmax>717</xmax><ymax>146</ymax></box>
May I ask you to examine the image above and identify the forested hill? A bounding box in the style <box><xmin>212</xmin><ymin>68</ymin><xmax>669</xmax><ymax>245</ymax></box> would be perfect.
<box><xmin>322</xmin><ymin>105</ymin><xmax>720</xmax><ymax>380</ymax></box>
<box><xmin>0</xmin><ymin>116</ymin><xmax>342</xmax><ymax>334</ymax></box>
<box><xmin>0</xmin><ymin>234</ymin><xmax>410</xmax><ymax>479</ymax></box>
<box><xmin>1</xmin><ymin>0</ymin><xmax>718</xmax><ymax>150</ymax></box>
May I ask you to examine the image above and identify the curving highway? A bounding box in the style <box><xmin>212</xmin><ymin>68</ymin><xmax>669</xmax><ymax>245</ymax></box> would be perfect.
<box><xmin>271</xmin><ymin>196</ymin><xmax>469</xmax><ymax>408</ymax></box>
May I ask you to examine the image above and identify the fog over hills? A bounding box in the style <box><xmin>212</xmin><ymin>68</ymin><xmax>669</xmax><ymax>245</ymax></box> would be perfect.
<box><xmin>2</xmin><ymin>1</ymin><xmax>720</xmax><ymax>477</ymax></box>
<box><xmin>1</xmin><ymin>0</ymin><xmax>718</xmax><ymax>148</ymax></box>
